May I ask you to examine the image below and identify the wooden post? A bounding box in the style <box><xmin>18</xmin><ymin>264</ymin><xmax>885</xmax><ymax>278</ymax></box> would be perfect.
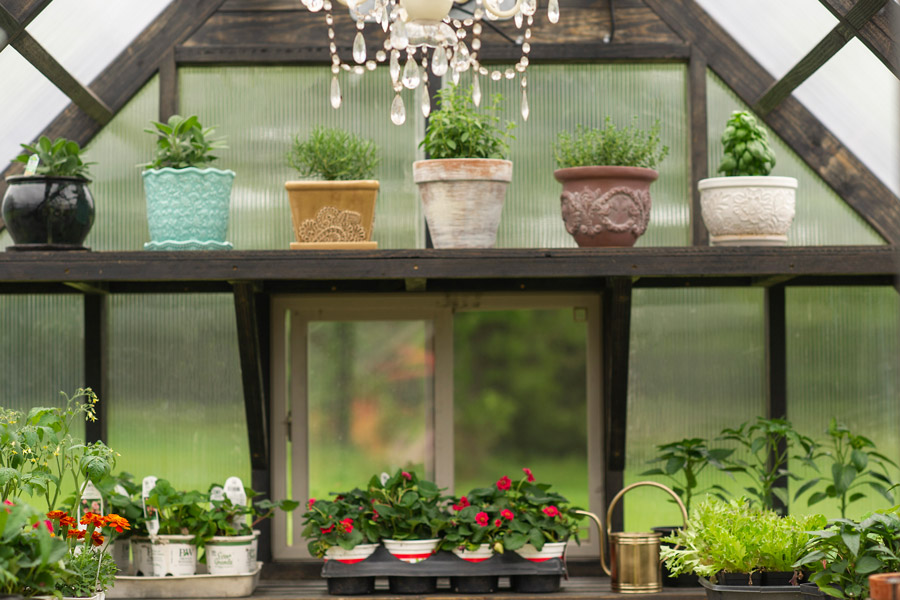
<box><xmin>83</xmin><ymin>294</ymin><xmax>107</xmax><ymax>443</ymax></box>
<box><xmin>765</xmin><ymin>285</ymin><xmax>788</xmax><ymax>514</ymax></box>
<box><xmin>689</xmin><ymin>49</ymin><xmax>709</xmax><ymax>246</ymax></box>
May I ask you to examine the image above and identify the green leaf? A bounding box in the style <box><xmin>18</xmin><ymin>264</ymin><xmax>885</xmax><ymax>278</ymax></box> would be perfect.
<box><xmin>794</xmin><ymin>478</ymin><xmax>820</xmax><ymax>500</ymax></box>
<box><xmin>855</xmin><ymin>555</ymin><xmax>882</xmax><ymax>574</ymax></box>
<box><xmin>841</xmin><ymin>531</ymin><xmax>860</xmax><ymax>556</ymax></box>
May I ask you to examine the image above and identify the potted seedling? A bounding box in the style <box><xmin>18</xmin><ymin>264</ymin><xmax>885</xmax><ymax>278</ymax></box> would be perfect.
<box><xmin>133</xmin><ymin>479</ymin><xmax>206</xmax><ymax>576</ymax></box>
<box><xmin>3</xmin><ymin>136</ymin><xmax>95</xmax><ymax>249</ymax></box>
<box><xmin>141</xmin><ymin>114</ymin><xmax>233</xmax><ymax>250</ymax></box>
<box><xmin>413</xmin><ymin>83</ymin><xmax>516</xmax><ymax>248</ymax></box>
<box><xmin>553</xmin><ymin>117</ymin><xmax>668</xmax><ymax>247</ymax></box>
<box><xmin>699</xmin><ymin>110</ymin><xmax>798</xmax><ymax>245</ymax></box>
<box><xmin>441</xmin><ymin>486</ymin><xmax>507</xmax><ymax>594</ymax></box>
<box><xmin>284</xmin><ymin>127</ymin><xmax>380</xmax><ymax>249</ymax></box>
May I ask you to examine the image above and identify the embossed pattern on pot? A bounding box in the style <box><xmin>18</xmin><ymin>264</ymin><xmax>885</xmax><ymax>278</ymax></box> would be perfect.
<box><xmin>699</xmin><ymin>176</ymin><xmax>797</xmax><ymax>246</ymax></box>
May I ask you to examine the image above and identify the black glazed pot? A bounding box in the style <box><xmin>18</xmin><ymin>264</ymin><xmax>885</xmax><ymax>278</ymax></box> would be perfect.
<box><xmin>2</xmin><ymin>175</ymin><xmax>94</xmax><ymax>249</ymax></box>
<box><xmin>326</xmin><ymin>577</ymin><xmax>375</xmax><ymax>595</ymax></box>
<box><xmin>388</xmin><ymin>576</ymin><xmax>437</xmax><ymax>594</ymax></box>
<box><xmin>451</xmin><ymin>575</ymin><xmax>500</xmax><ymax>593</ymax></box>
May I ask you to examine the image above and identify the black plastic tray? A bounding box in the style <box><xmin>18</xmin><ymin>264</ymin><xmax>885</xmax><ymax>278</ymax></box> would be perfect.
<box><xmin>321</xmin><ymin>545</ymin><xmax>566</xmax><ymax>578</ymax></box>
<box><xmin>699</xmin><ymin>576</ymin><xmax>805</xmax><ymax>600</ymax></box>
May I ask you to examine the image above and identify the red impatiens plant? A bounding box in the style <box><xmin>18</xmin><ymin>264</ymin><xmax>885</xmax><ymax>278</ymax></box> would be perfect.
<box><xmin>301</xmin><ymin>488</ymin><xmax>379</xmax><ymax>558</ymax></box>
<box><xmin>366</xmin><ymin>469</ymin><xmax>448</xmax><ymax>541</ymax></box>
<box><xmin>440</xmin><ymin>485</ymin><xmax>510</xmax><ymax>553</ymax></box>
<box><xmin>47</xmin><ymin>509</ymin><xmax>131</xmax><ymax>597</ymax></box>
<box><xmin>494</xmin><ymin>467</ymin><xmax>585</xmax><ymax>552</ymax></box>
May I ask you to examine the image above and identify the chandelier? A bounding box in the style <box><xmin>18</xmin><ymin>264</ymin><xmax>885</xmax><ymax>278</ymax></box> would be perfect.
<box><xmin>298</xmin><ymin>0</ymin><xmax>560</xmax><ymax>125</ymax></box>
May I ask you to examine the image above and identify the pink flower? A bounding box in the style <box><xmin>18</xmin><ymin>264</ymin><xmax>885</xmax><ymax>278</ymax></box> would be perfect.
<box><xmin>307</xmin><ymin>498</ymin><xmax>316</xmax><ymax>509</ymax></box>
<box><xmin>543</xmin><ymin>505</ymin><xmax>559</xmax><ymax>518</ymax></box>
<box><xmin>501</xmin><ymin>509</ymin><xmax>514</xmax><ymax>520</ymax></box>
<box><xmin>401</xmin><ymin>471</ymin><xmax>412</xmax><ymax>480</ymax></box>
<box><xmin>32</xmin><ymin>519</ymin><xmax>52</xmax><ymax>533</ymax></box>
<box><xmin>523</xmin><ymin>467</ymin><xmax>535</xmax><ymax>482</ymax></box>
<box><xmin>321</xmin><ymin>523</ymin><xmax>335</xmax><ymax>534</ymax></box>
<box><xmin>497</xmin><ymin>476</ymin><xmax>512</xmax><ymax>491</ymax></box>
<box><xmin>340</xmin><ymin>518</ymin><xmax>354</xmax><ymax>533</ymax></box>
<box><xmin>452</xmin><ymin>496</ymin><xmax>470</xmax><ymax>511</ymax></box>
<box><xmin>475</xmin><ymin>512</ymin><xmax>489</xmax><ymax>527</ymax></box>
<box><xmin>2</xmin><ymin>500</ymin><xmax>12</xmax><ymax>506</ymax></box>
<box><xmin>494</xmin><ymin>519</ymin><xmax>503</xmax><ymax>527</ymax></box>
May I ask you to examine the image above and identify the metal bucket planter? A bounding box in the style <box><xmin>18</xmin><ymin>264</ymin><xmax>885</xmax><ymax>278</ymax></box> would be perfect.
<box><xmin>142</xmin><ymin>167</ymin><xmax>234</xmax><ymax>250</ymax></box>
<box><xmin>2</xmin><ymin>175</ymin><xmax>94</xmax><ymax>249</ymax></box>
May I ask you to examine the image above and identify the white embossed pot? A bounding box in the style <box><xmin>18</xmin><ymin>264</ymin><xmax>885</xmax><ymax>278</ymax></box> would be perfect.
<box><xmin>413</xmin><ymin>158</ymin><xmax>512</xmax><ymax>249</ymax></box>
<box><xmin>698</xmin><ymin>176</ymin><xmax>797</xmax><ymax>246</ymax></box>
<box><xmin>142</xmin><ymin>167</ymin><xmax>234</xmax><ymax>250</ymax></box>
<box><xmin>284</xmin><ymin>180</ymin><xmax>378</xmax><ymax>246</ymax></box>
<box><xmin>554</xmin><ymin>166</ymin><xmax>657</xmax><ymax>247</ymax></box>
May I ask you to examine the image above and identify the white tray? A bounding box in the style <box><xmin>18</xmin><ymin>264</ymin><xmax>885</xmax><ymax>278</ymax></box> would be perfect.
<box><xmin>106</xmin><ymin>562</ymin><xmax>261</xmax><ymax>598</ymax></box>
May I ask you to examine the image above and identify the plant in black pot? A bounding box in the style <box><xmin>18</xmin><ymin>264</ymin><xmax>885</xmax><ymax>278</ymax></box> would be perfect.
<box><xmin>3</xmin><ymin>136</ymin><xmax>95</xmax><ymax>250</ymax></box>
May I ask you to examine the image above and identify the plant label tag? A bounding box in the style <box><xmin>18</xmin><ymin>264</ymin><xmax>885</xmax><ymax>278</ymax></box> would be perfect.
<box><xmin>209</xmin><ymin>485</ymin><xmax>225</xmax><ymax>502</ymax></box>
<box><xmin>78</xmin><ymin>480</ymin><xmax>104</xmax><ymax>528</ymax></box>
<box><xmin>224</xmin><ymin>477</ymin><xmax>247</xmax><ymax>530</ymax></box>
<box><xmin>24</xmin><ymin>154</ymin><xmax>39</xmax><ymax>176</ymax></box>
<box><xmin>380</xmin><ymin>472</ymin><xmax>390</xmax><ymax>486</ymax></box>
<box><xmin>142</xmin><ymin>475</ymin><xmax>160</xmax><ymax>536</ymax></box>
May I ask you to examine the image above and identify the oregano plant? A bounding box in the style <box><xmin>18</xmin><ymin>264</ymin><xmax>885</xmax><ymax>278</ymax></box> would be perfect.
<box><xmin>554</xmin><ymin>117</ymin><xmax>669</xmax><ymax>169</ymax></box>
<box><xmin>420</xmin><ymin>83</ymin><xmax>516</xmax><ymax>160</ymax></box>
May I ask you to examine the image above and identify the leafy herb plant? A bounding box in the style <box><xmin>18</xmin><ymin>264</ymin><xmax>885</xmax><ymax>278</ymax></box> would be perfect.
<box><xmin>286</xmin><ymin>127</ymin><xmax>379</xmax><ymax>181</ymax></box>
<box><xmin>554</xmin><ymin>117</ymin><xmax>669</xmax><ymax>169</ymax></box>
<box><xmin>143</xmin><ymin>114</ymin><xmax>227</xmax><ymax>170</ymax></box>
<box><xmin>420</xmin><ymin>83</ymin><xmax>516</xmax><ymax>160</ymax></box>
<box><xmin>641</xmin><ymin>437</ymin><xmax>733</xmax><ymax>514</ymax></box>
<box><xmin>15</xmin><ymin>136</ymin><xmax>94</xmax><ymax>179</ymax></box>
<box><xmin>718</xmin><ymin>110</ymin><xmax>776</xmax><ymax>176</ymax></box>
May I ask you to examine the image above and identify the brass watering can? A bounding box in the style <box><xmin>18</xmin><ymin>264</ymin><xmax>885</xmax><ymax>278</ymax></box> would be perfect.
<box><xmin>577</xmin><ymin>481</ymin><xmax>688</xmax><ymax>594</ymax></box>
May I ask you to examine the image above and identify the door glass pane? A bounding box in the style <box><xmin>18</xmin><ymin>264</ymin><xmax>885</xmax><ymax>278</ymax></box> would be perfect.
<box><xmin>307</xmin><ymin>320</ymin><xmax>433</xmax><ymax>499</ymax></box>
<box><xmin>453</xmin><ymin>309</ymin><xmax>588</xmax><ymax>509</ymax></box>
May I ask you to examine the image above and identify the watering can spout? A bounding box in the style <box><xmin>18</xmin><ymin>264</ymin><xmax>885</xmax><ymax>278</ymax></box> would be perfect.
<box><xmin>579</xmin><ymin>481</ymin><xmax>687</xmax><ymax>594</ymax></box>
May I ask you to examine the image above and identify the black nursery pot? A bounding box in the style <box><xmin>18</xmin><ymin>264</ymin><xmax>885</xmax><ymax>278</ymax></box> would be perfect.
<box><xmin>511</xmin><ymin>574</ymin><xmax>561</xmax><ymax>593</ymax></box>
<box><xmin>388</xmin><ymin>576</ymin><xmax>438</xmax><ymax>594</ymax></box>
<box><xmin>451</xmin><ymin>575</ymin><xmax>500</xmax><ymax>594</ymax></box>
<box><xmin>326</xmin><ymin>577</ymin><xmax>376</xmax><ymax>595</ymax></box>
<box><xmin>653</xmin><ymin>526</ymin><xmax>700</xmax><ymax>588</ymax></box>
<box><xmin>2</xmin><ymin>175</ymin><xmax>94</xmax><ymax>249</ymax></box>
<box><xmin>764</xmin><ymin>571</ymin><xmax>801</xmax><ymax>586</ymax></box>
<box><xmin>718</xmin><ymin>571</ymin><xmax>763</xmax><ymax>586</ymax></box>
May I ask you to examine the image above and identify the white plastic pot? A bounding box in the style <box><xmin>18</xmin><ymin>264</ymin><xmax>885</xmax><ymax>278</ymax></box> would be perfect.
<box><xmin>132</xmin><ymin>534</ymin><xmax>197</xmax><ymax>576</ymax></box>
<box><xmin>514</xmin><ymin>541</ymin><xmax>567</xmax><ymax>562</ymax></box>
<box><xmin>325</xmin><ymin>543</ymin><xmax>380</xmax><ymax>564</ymax></box>
<box><xmin>452</xmin><ymin>543</ymin><xmax>493</xmax><ymax>563</ymax></box>
<box><xmin>382</xmin><ymin>538</ymin><xmax>440</xmax><ymax>563</ymax></box>
<box><xmin>698</xmin><ymin>176</ymin><xmax>798</xmax><ymax>246</ymax></box>
<box><xmin>205</xmin><ymin>534</ymin><xmax>256</xmax><ymax>575</ymax></box>
<box><xmin>109</xmin><ymin>539</ymin><xmax>131</xmax><ymax>575</ymax></box>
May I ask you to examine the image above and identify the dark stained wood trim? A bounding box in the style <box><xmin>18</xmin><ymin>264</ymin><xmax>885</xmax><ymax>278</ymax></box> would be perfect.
<box><xmin>765</xmin><ymin>285</ymin><xmax>787</xmax><ymax>514</ymax></box>
<box><xmin>689</xmin><ymin>49</ymin><xmax>709</xmax><ymax>246</ymax></box>
<box><xmin>83</xmin><ymin>294</ymin><xmax>108</xmax><ymax>443</ymax></box>
<box><xmin>754</xmin><ymin>0</ymin><xmax>888</xmax><ymax>117</ymax></box>
<box><xmin>233</xmin><ymin>282</ymin><xmax>269</xmax><ymax>471</ymax></box>
<box><xmin>159</xmin><ymin>49</ymin><xmax>179</xmax><ymax>122</ymax></box>
<box><xmin>643</xmin><ymin>0</ymin><xmax>900</xmax><ymax>245</ymax></box>
<box><xmin>818</xmin><ymin>0</ymin><xmax>899</xmax><ymax>77</ymax></box>
<box><xmin>0</xmin><ymin>0</ymin><xmax>51</xmax><ymax>50</ymax></box>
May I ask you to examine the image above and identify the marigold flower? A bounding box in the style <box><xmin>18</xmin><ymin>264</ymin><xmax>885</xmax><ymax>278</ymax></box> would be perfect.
<box><xmin>91</xmin><ymin>531</ymin><xmax>105</xmax><ymax>547</ymax></box>
<box><xmin>475</xmin><ymin>512</ymin><xmax>489</xmax><ymax>527</ymax></box>
<box><xmin>59</xmin><ymin>516</ymin><xmax>77</xmax><ymax>528</ymax></box>
<box><xmin>68</xmin><ymin>529</ymin><xmax>86</xmax><ymax>540</ymax></box>
<box><xmin>501</xmin><ymin>509</ymin><xmax>514</xmax><ymax>520</ymax></box>
<box><xmin>81</xmin><ymin>512</ymin><xmax>105</xmax><ymax>527</ymax></box>
<box><xmin>321</xmin><ymin>523</ymin><xmax>335</xmax><ymax>534</ymax></box>
<box><xmin>47</xmin><ymin>510</ymin><xmax>68</xmax><ymax>520</ymax></box>
<box><xmin>105</xmin><ymin>514</ymin><xmax>131</xmax><ymax>533</ymax></box>
<box><xmin>401</xmin><ymin>471</ymin><xmax>412</xmax><ymax>480</ymax></box>
<box><xmin>496</xmin><ymin>476</ymin><xmax>512</xmax><ymax>491</ymax></box>
<box><xmin>523</xmin><ymin>467</ymin><xmax>535</xmax><ymax>482</ymax></box>
<box><xmin>542</xmin><ymin>506</ymin><xmax>560</xmax><ymax>518</ymax></box>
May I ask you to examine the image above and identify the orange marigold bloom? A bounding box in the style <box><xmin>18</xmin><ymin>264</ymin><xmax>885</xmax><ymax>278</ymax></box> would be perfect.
<box><xmin>104</xmin><ymin>514</ymin><xmax>131</xmax><ymax>533</ymax></box>
<box><xmin>59</xmin><ymin>516</ymin><xmax>77</xmax><ymax>528</ymax></box>
<box><xmin>68</xmin><ymin>529</ymin><xmax>86</xmax><ymax>540</ymax></box>
<box><xmin>47</xmin><ymin>510</ymin><xmax>68</xmax><ymax>520</ymax></box>
<box><xmin>91</xmin><ymin>531</ymin><xmax>105</xmax><ymax>547</ymax></box>
<box><xmin>81</xmin><ymin>512</ymin><xmax>105</xmax><ymax>527</ymax></box>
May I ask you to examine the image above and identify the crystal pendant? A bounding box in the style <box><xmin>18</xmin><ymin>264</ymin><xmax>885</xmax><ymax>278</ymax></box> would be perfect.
<box><xmin>431</xmin><ymin>45</ymin><xmax>449</xmax><ymax>76</ymax></box>
<box><xmin>522</xmin><ymin>0</ymin><xmax>537</xmax><ymax>16</ymax></box>
<box><xmin>391</xmin><ymin>92</ymin><xmax>406</xmax><ymax>125</ymax></box>
<box><xmin>521</xmin><ymin>88</ymin><xmax>529</xmax><ymax>121</ymax></box>
<box><xmin>421</xmin><ymin>84</ymin><xmax>431</xmax><ymax>118</ymax></box>
<box><xmin>390</xmin><ymin>50</ymin><xmax>401</xmax><ymax>83</ymax></box>
<box><xmin>307</xmin><ymin>0</ymin><xmax>324</xmax><ymax>11</ymax></box>
<box><xmin>451</xmin><ymin>42</ymin><xmax>470</xmax><ymax>73</ymax></box>
<box><xmin>514</xmin><ymin>11</ymin><xmax>523</xmax><ymax>28</ymax></box>
<box><xmin>390</xmin><ymin>19</ymin><xmax>409</xmax><ymax>51</ymax></box>
<box><xmin>330</xmin><ymin>76</ymin><xmax>342</xmax><ymax>109</ymax></box>
<box><xmin>548</xmin><ymin>0</ymin><xmax>560</xmax><ymax>23</ymax></box>
<box><xmin>402</xmin><ymin>56</ymin><xmax>421</xmax><ymax>89</ymax></box>
<box><xmin>352</xmin><ymin>31</ymin><xmax>367</xmax><ymax>63</ymax></box>
<box><xmin>472</xmin><ymin>75</ymin><xmax>481</xmax><ymax>107</ymax></box>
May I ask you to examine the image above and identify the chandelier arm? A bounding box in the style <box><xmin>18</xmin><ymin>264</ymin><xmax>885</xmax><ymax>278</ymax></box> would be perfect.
<box><xmin>482</xmin><ymin>0</ymin><xmax>524</xmax><ymax>19</ymax></box>
<box><xmin>452</xmin><ymin>4</ymin><xmax>519</xmax><ymax>44</ymax></box>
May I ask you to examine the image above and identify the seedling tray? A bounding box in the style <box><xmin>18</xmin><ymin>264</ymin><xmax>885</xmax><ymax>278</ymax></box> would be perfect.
<box><xmin>107</xmin><ymin>561</ymin><xmax>261</xmax><ymax>598</ymax></box>
<box><xmin>700</xmin><ymin>576</ymin><xmax>805</xmax><ymax>600</ymax></box>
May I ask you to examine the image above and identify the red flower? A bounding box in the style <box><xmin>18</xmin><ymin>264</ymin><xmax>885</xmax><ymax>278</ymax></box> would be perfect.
<box><xmin>2</xmin><ymin>500</ymin><xmax>12</xmax><ymax>506</ymax></box>
<box><xmin>59</xmin><ymin>516</ymin><xmax>77</xmax><ymax>529</ymax></box>
<box><xmin>543</xmin><ymin>506</ymin><xmax>560</xmax><ymax>518</ymax></box>
<box><xmin>496</xmin><ymin>476</ymin><xmax>512</xmax><ymax>491</ymax></box>
<box><xmin>401</xmin><ymin>471</ymin><xmax>412</xmax><ymax>480</ymax></box>
<box><xmin>340</xmin><ymin>518</ymin><xmax>354</xmax><ymax>533</ymax></box>
<box><xmin>308</xmin><ymin>498</ymin><xmax>316</xmax><ymax>509</ymax></box>
<box><xmin>452</xmin><ymin>496</ymin><xmax>470</xmax><ymax>511</ymax></box>
<box><xmin>494</xmin><ymin>519</ymin><xmax>503</xmax><ymax>527</ymax></box>
<box><xmin>47</xmin><ymin>510</ymin><xmax>68</xmax><ymax>520</ymax></box>
<box><xmin>475</xmin><ymin>512</ymin><xmax>489</xmax><ymax>527</ymax></box>
<box><xmin>321</xmin><ymin>523</ymin><xmax>335</xmax><ymax>534</ymax></box>
<box><xmin>501</xmin><ymin>509</ymin><xmax>514</xmax><ymax>520</ymax></box>
<box><xmin>91</xmin><ymin>531</ymin><xmax>105</xmax><ymax>547</ymax></box>
<box><xmin>81</xmin><ymin>512</ymin><xmax>105</xmax><ymax>527</ymax></box>
<box><xmin>523</xmin><ymin>467</ymin><xmax>535</xmax><ymax>482</ymax></box>
<box><xmin>335</xmin><ymin>495</ymin><xmax>344</xmax><ymax>501</ymax></box>
<box><xmin>33</xmin><ymin>519</ymin><xmax>52</xmax><ymax>533</ymax></box>
<box><xmin>68</xmin><ymin>529</ymin><xmax>86</xmax><ymax>540</ymax></box>
<box><xmin>104</xmin><ymin>514</ymin><xmax>131</xmax><ymax>533</ymax></box>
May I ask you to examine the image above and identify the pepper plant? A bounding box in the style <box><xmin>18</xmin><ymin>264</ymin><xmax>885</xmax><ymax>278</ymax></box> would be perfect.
<box><xmin>641</xmin><ymin>437</ymin><xmax>733</xmax><ymax>514</ymax></box>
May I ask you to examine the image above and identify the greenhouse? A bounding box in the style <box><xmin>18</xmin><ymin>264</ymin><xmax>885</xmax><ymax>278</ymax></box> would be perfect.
<box><xmin>0</xmin><ymin>0</ymin><xmax>898</xmax><ymax>598</ymax></box>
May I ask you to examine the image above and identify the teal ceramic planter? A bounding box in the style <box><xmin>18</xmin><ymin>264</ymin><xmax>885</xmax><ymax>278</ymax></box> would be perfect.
<box><xmin>142</xmin><ymin>167</ymin><xmax>235</xmax><ymax>250</ymax></box>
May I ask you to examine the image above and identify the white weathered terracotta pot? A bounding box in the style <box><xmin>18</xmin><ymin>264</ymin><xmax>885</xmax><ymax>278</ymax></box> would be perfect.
<box><xmin>413</xmin><ymin>159</ymin><xmax>512</xmax><ymax>249</ymax></box>
<box><xmin>205</xmin><ymin>534</ymin><xmax>255</xmax><ymax>575</ymax></box>
<box><xmin>514</xmin><ymin>541</ymin><xmax>567</xmax><ymax>562</ymax></box>
<box><xmin>325</xmin><ymin>543</ymin><xmax>380</xmax><ymax>564</ymax></box>
<box><xmin>698</xmin><ymin>176</ymin><xmax>798</xmax><ymax>246</ymax></box>
<box><xmin>452</xmin><ymin>543</ymin><xmax>493</xmax><ymax>563</ymax></box>
<box><xmin>382</xmin><ymin>538</ymin><xmax>440</xmax><ymax>563</ymax></box>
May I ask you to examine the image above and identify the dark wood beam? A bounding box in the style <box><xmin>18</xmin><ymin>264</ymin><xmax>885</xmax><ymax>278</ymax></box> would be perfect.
<box><xmin>755</xmin><ymin>0</ymin><xmax>888</xmax><ymax>117</ymax></box>
<box><xmin>233</xmin><ymin>282</ymin><xmax>269</xmax><ymax>471</ymax></box>
<box><xmin>0</xmin><ymin>0</ymin><xmax>52</xmax><ymax>50</ymax></box>
<box><xmin>818</xmin><ymin>0</ymin><xmax>899</xmax><ymax>77</ymax></box>
<box><xmin>764</xmin><ymin>285</ymin><xmax>787</xmax><ymax>514</ymax></box>
<box><xmin>83</xmin><ymin>294</ymin><xmax>108</xmax><ymax>443</ymax></box>
<box><xmin>689</xmin><ymin>49</ymin><xmax>709</xmax><ymax>246</ymax></box>
<box><xmin>644</xmin><ymin>0</ymin><xmax>900</xmax><ymax>245</ymax></box>
<box><xmin>159</xmin><ymin>49</ymin><xmax>179</xmax><ymax>122</ymax></box>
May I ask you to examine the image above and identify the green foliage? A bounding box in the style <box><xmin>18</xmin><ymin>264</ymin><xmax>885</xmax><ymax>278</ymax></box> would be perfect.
<box><xmin>93</xmin><ymin>472</ymin><xmax>144</xmax><ymax>537</ymax></box>
<box><xmin>14</xmin><ymin>136</ymin><xmax>94</xmax><ymax>179</ymax></box>
<box><xmin>0</xmin><ymin>501</ymin><xmax>70</xmax><ymax>597</ymax></box>
<box><xmin>795</xmin><ymin>512</ymin><xmax>900</xmax><ymax>599</ymax></box>
<box><xmin>799</xmin><ymin>418</ymin><xmax>898</xmax><ymax>518</ymax></box>
<box><xmin>145</xmin><ymin>479</ymin><xmax>207</xmax><ymax>537</ymax></box>
<box><xmin>420</xmin><ymin>84</ymin><xmax>516</xmax><ymax>160</ymax></box>
<box><xmin>301</xmin><ymin>488</ymin><xmax>377</xmax><ymax>558</ymax></box>
<box><xmin>719</xmin><ymin>417</ymin><xmax>817</xmax><ymax>514</ymax></box>
<box><xmin>660</xmin><ymin>497</ymin><xmax>826</xmax><ymax>579</ymax></box>
<box><xmin>367</xmin><ymin>469</ymin><xmax>448</xmax><ymax>540</ymax></box>
<box><xmin>553</xmin><ymin>117</ymin><xmax>669</xmax><ymax>169</ymax></box>
<box><xmin>441</xmin><ymin>485</ymin><xmax>507</xmax><ymax>553</ymax></box>
<box><xmin>641</xmin><ymin>437</ymin><xmax>733</xmax><ymax>514</ymax></box>
<box><xmin>286</xmin><ymin>127</ymin><xmax>379</xmax><ymax>181</ymax></box>
<box><xmin>143</xmin><ymin>114</ymin><xmax>227</xmax><ymax>170</ymax></box>
<box><xmin>718</xmin><ymin>110</ymin><xmax>776</xmax><ymax>176</ymax></box>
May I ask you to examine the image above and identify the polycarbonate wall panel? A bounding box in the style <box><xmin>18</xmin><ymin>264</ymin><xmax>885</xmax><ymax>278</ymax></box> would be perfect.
<box><xmin>625</xmin><ymin>289</ymin><xmax>766</xmax><ymax>530</ymax></box>
<box><xmin>466</xmin><ymin>64</ymin><xmax>691</xmax><ymax>247</ymax></box>
<box><xmin>707</xmin><ymin>72</ymin><xmax>883</xmax><ymax>245</ymax></box>
<box><xmin>178</xmin><ymin>66</ymin><xmax>422</xmax><ymax>250</ymax></box>
<box><xmin>786</xmin><ymin>287</ymin><xmax>900</xmax><ymax>520</ymax></box>
<box><xmin>106</xmin><ymin>295</ymin><xmax>249</xmax><ymax>491</ymax></box>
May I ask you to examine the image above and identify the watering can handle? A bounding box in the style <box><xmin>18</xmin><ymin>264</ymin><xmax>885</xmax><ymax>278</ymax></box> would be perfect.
<box><xmin>575</xmin><ymin>481</ymin><xmax>688</xmax><ymax>577</ymax></box>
